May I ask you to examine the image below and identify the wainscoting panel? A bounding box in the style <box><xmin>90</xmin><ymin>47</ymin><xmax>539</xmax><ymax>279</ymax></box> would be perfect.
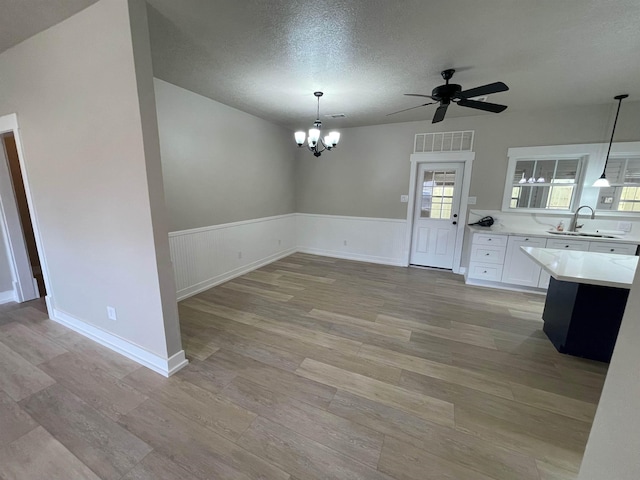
<box><xmin>169</xmin><ymin>214</ymin><xmax>297</xmax><ymax>300</ymax></box>
<box><xmin>296</xmin><ymin>213</ymin><xmax>407</xmax><ymax>266</ymax></box>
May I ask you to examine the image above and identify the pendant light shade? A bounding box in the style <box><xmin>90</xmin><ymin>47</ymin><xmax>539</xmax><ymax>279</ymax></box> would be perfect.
<box><xmin>593</xmin><ymin>94</ymin><xmax>629</xmax><ymax>187</ymax></box>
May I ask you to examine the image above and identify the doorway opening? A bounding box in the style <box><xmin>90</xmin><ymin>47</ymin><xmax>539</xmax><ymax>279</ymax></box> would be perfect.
<box><xmin>1</xmin><ymin>133</ymin><xmax>45</xmax><ymax>299</ymax></box>
<box><xmin>404</xmin><ymin>151</ymin><xmax>474</xmax><ymax>273</ymax></box>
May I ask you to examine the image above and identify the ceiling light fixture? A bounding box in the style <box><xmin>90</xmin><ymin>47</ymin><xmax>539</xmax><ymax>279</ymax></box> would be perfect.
<box><xmin>295</xmin><ymin>92</ymin><xmax>340</xmax><ymax>157</ymax></box>
<box><xmin>593</xmin><ymin>94</ymin><xmax>629</xmax><ymax>187</ymax></box>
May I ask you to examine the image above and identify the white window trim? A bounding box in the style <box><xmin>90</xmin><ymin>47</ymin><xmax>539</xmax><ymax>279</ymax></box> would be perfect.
<box><xmin>502</xmin><ymin>142</ymin><xmax>640</xmax><ymax>215</ymax></box>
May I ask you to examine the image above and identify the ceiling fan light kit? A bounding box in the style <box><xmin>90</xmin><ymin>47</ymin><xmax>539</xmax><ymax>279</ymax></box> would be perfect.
<box><xmin>388</xmin><ymin>69</ymin><xmax>510</xmax><ymax>123</ymax></box>
<box><xmin>295</xmin><ymin>92</ymin><xmax>341</xmax><ymax>157</ymax></box>
<box><xmin>593</xmin><ymin>94</ymin><xmax>629</xmax><ymax>188</ymax></box>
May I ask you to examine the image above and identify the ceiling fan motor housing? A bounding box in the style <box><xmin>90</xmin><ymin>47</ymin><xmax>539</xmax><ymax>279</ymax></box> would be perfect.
<box><xmin>432</xmin><ymin>83</ymin><xmax>462</xmax><ymax>103</ymax></box>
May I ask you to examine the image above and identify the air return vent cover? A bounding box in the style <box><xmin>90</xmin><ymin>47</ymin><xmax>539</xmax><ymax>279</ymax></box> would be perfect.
<box><xmin>414</xmin><ymin>130</ymin><xmax>474</xmax><ymax>153</ymax></box>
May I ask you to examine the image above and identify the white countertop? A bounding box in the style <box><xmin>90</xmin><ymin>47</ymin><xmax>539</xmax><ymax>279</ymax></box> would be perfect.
<box><xmin>468</xmin><ymin>224</ymin><xmax>640</xmax><ymax>245</ymax></box>
<box><xmin>521</xmin><ymin>247</ymin><xmax>638</xmax><ymax>289</ymax></box>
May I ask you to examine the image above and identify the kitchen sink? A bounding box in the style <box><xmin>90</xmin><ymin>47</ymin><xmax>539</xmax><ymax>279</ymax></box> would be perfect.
<box><xmin>548</xmin><ymin>231</ymin><xmax>618</xmax><ymax>239</ymax></box>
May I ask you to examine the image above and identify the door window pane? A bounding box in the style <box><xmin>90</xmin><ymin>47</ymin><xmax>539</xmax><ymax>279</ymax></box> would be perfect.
<box><xmin>420</xmin><ymin>169</ymin><xmax>456</xmax><ymax>219</ymax></box>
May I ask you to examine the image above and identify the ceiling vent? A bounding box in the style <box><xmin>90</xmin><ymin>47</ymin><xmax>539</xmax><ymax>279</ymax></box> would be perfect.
<box><xmin>325</xmin><ymin>113</ymin><xmax>346</xmax><ymax>119</ymax></box>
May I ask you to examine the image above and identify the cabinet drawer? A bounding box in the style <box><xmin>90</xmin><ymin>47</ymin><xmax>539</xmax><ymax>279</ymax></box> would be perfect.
<box><xmin>470</xmin><ymin>244</ymin><xmax>506</xmax><ymax>264</ymax></box>
<box><xmin>545</xmin><ymin>239</ymin><xmax>589</xmax><ymax>251</ymax></box>
<box><xmin>473</xmin><ymin>233</ymin><xmax>507</xmax><ymax>247</ymax></box>
<box><xmin>468</xmin><ymin>262</ymin><xmax>504</xmax><ymax>282</ymax></box>
<box><xmin>588</xmin><ymin>242</ymin><xmax>638</xmax><ymax>255</ymax></box>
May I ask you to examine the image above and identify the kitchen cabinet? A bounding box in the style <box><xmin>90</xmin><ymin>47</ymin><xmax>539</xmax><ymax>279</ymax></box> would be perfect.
<box><xmin>467</xmin><ymin>234</ymin><xmax>507</xmax><ymax>283</ymax></box>
<box><xmin>465</xmin><ymin>229</ymin><xmax>639</xmax><ymax>291</ymax></box>
<box><xmin>501</xmin><ymin>236</ymin><xmax>547</xmax><ymax>287</ymax></box>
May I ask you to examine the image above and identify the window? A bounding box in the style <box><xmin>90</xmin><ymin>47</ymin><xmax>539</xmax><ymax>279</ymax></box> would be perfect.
<box><xmin>596</xmin><ymin>157</ymin><xmax>640</xmax><ymax>212</ymax></box>
<box><xmin>507</xmin><ymin>158</ymin><xmax>582</xmax><ymax>211</ymax></box>
<box><xmin>420</xmin><ymin>169</ymin><xmax>455</xmax><ymax>219</ymax></box>
<box><xmin>503</xmin><ymin>142</ymin><xmax>640</xmax><ymax>215</ymax></box>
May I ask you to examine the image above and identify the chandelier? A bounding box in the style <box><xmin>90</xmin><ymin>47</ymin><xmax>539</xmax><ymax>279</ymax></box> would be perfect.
<box><xmin>294</xmin><ymin>92</ymin><xmax>341</xmax><ymax>157</ymax></box>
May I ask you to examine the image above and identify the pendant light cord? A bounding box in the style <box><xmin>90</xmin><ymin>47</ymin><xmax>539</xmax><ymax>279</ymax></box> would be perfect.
<box><xmin>604</xmin><ymin>96</ymin><xmax>625</xmax><ymax>167</ymax></box>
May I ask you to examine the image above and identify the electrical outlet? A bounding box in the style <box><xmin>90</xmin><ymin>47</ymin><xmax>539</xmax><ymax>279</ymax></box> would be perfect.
<box><xmin>343</xmin><ymin>240</ymin><xmax>347</xmax><ymax>246</ymax></box>
<box><xmin>400</xmin><ymin>195</ymin><xmax>409</xmax><ymax>203</ymax></box>
<box><xmin>467</xmin><ymin>196</ymin><xmax>477</xmax><ymax>205</ymax></box>
<box><xmin>107</xmin><ymin>306</ymin><xmax>117</xmax><ymax>321</ymax></box>
<box><xmin>278</xmin><ymin>239</ymin><xmax>281</xmax><ymax>246</ymax></box>
<box><xmin>238</xmin><ymin>251</ymin><xmax>242</xmax><ymax>259</ymax></box>
<box><xmin>618</xmin><ymin>221</ymin><xmax>632</xmax><ymax>232</ymax></box>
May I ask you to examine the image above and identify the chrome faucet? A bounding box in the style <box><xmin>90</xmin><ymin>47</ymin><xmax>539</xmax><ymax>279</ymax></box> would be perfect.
<box><xmin>569</xmin><ymin>205</ymin><xmax>595</xmax><ymax>232</ymax></box>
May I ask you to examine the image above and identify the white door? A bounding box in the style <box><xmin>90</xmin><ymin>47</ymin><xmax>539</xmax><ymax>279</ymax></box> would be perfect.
<box><xmin>410</xmin><ymin>163</ymin><xmax>463</xmax><ymax>269</ymax></box>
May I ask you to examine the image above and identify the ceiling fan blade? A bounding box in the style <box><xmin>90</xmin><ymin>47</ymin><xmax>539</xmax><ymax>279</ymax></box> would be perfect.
<box><xmin>404</xmin><ymin>93</ymin><xmax>436</xmax><ymax>100</ymax></box>
<box><xmin>432</xmin><ymin>104</ymin><xmax>448</xmax><ymax>123</ymax></box>
<box><xmin>457</xmin><ymin>98</ymin><xmax>507</xmax><ymax>113</ymax></box>
<box><xmin>459</xmin><ymin>82</ymin><xmax>509</xmax><ymax>98</ymax></box>
<box><xmin>386</xmin><ymin>102</ymin><xmax>437</xmax><ymax>116</ymax></box>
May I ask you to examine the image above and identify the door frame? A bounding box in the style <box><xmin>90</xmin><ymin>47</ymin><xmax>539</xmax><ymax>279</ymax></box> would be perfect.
<box><xmin>403</xmin><ymin>151</ymin><xmax>474</xmax><ymax>273</ymax></box>
<box><xmin>0</xmin><ymin>113</ymin><xmax>50</xmax><ymax>304</ymax></box>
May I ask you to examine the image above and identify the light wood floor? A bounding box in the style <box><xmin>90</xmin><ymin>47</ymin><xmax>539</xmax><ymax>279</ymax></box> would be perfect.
<box><xmin>0</xmin><ymin>253</ymin><xmax>607</xmax><ymax>480</ymax></box>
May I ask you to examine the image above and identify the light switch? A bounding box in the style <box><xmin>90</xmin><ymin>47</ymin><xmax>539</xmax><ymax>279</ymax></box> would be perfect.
<box><xmin>467</xmin><ymin>196</ymin><xmax>477</xmax><ymax>205</ymax></box>
<box><xmin>400</xmin><ymin>195</ymin><xmax>409</xmax><ymax>203</ymax></box>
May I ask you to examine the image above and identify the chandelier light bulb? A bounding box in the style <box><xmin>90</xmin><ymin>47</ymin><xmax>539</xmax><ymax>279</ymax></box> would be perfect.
<box><xmin>294</xmin><ymin>131</ymin><xmax>306</xmax><ymax>146</ymax></box>
<box><xmin>308</xmin><ymin>128</ymin><xmax>320</xmax><ymax>144</ymax></box>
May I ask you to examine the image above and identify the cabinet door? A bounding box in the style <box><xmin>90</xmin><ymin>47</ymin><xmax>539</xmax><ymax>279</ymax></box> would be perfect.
<box><xmin>501</xmin><ymin>236</ymin><xmax>547</xmax><ymax>287</ymax></box>
<box><xmin>538</xmin><ymin>238</ymin><xmax>590</xmax><ymax>288</ymax></box>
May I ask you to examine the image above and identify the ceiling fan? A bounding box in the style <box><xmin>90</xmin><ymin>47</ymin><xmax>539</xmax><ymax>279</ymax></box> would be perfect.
<box><xmin>388</xmin><ymin>69</ymin><xmax>509</xmax><ymax>123</ymax></box>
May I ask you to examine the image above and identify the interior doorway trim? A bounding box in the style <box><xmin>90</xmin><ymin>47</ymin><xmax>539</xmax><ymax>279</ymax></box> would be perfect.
<box><xmin>403</xmin><ymin>151</ymin><xmax>475</xmax><ymax>273</ymax></box>
<box><xmin>0</xmin><ymin>113</ymin><xmax>51</xmax><ymax>305</ymax></box>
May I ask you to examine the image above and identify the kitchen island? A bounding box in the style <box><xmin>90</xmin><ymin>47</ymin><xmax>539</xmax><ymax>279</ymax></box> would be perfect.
<box><xmin>521</xmin><ymin>247</ymin><xmax>638</xmax><ymax>362</ymax></box>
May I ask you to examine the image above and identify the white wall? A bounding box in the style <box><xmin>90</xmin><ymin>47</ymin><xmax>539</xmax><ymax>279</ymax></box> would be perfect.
<box><xmin>578</xmin><ymin>266</ymin><xmax>640</xmax><ymax>479</ymax></box>
<box><xmin>154</xmin><ymin>78</ymin><xmax>296</xmax><ymax>232</ymax></box>
<box><xmin>0</xmin><ymin>0</ymin><xmax>184</xmax><ymax>374</ymax></box>
<box><xmin>295</xmin><ymin>102</ymin><xmax>640</xmax><ymax>218</ymax></box>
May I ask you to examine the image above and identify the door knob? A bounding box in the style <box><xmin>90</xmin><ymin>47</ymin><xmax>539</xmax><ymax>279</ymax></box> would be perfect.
<box><xmin>452</xmin><ymin>221</ymin><xmax>457</xmax><ymax>225</ymax></box>
<box><xmin>453</xmin><ymin>214</ymin><xmax>458</xmax><ymax>218</ymax></box>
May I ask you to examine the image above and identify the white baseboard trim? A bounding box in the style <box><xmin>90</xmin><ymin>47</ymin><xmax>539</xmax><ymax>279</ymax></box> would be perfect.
<box><xmin>176</xmin><ymin>247</ymin><xmax>297</xmax><ymax>301</ymax></box>
<box><xmin>297</xmin><ymin>247</ymin><xmax>406</xmax><ymax>267</ymax></box>
<box><xmin>49</xmin><ymin>306</ymin><xmax>188</xmax><ymax>377</ymax></box>
<box><xmin>0</xmin><ymin>289</ymin><xmax>16</xmax><ymax>304</ymax></box>
<box><xmin>464</xmin><ymin>277</ymin><xmax>546</xmax><ymax>295</ymax></box>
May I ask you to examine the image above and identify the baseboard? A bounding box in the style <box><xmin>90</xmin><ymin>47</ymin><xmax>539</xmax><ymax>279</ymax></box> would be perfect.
<box><xmin>464</xmin><ymin>277</ymin><xmax>546</xmax><ymax>295</ymax></box>
<box><xmin>296</xmin><ymin>247</ymin><xmax>405</xmax><ymax>267</ymax></box>
<box><xmin>176</xmin><ymin>247</ymin><xmax>297</xmax><ymax>301</ymax></box>
<box><xmin>49</xmin><ymin>305</ymin><xmax>188</xmax><ymax>377</ymax></box>
<box><xmin>0</xmin><ymin>289</ymin><xmax>16</xmax><ymax>304</ymax></box>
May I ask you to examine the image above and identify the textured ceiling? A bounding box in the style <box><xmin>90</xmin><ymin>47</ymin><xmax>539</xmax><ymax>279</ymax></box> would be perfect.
<box><xmin>0</xmin><ymin>0</ymin><xmax>98</xmax><ymax>53</ymax></box>
<box><xmin>147</xmin><ymin>0</ymin><xmax>640</xmax><ymax>129</ymax></box>
<box><xmin>1</xmin><ymin>1</ymin><xmax>638</xmax><ymax>130</ymax></box>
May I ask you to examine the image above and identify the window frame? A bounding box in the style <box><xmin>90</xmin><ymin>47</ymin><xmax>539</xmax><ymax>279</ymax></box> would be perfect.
<box><xmin>502</xmin><ymin>142</ymin><xmax>640</xmax><ymax>215</ymax></box>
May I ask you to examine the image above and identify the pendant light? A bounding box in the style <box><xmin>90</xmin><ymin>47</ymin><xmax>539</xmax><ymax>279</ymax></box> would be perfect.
<box><xmin>593</xmin><ymin>94</ymin><xmax>629</xmax><ymax>187</ymax></box>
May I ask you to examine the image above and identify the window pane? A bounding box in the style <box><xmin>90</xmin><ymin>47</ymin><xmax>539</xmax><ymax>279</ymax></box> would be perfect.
<box><xmin>509</xmin><ymin>158</ymin><xmax>580</xmax><ymax>210</ymax></box>
<box><xmin>624</xmin><ymin>157</ymin><xmax>640</xmax><ymax>184</ymax></box>
<box><xmin>513</xmin><ymin>160</ymin><xmax>535</xmax><ymax>183</ymax></box>
<box><xmin>420</xmin><ymin>169</ymin><xmax>456</xmax><ymax>219</ymax></box>
<box><xmin>554</xmin><ymin>159</ymin><xmax>579</xmax><ymax>183</ymax></box>
<box><xmin>547</xmin><ymin>186</ymin><xmax>573</xmax><ymax>209</ymax></box>
<box><xmin>535</xmin><ymin>160</ymin><xmax>556</xmax><ymax>183</ymax></box>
